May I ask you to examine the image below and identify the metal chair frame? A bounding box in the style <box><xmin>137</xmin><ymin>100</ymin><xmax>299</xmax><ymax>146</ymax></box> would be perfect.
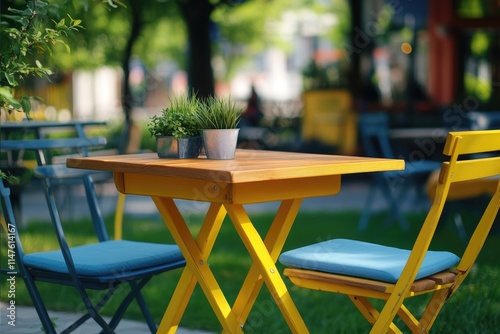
<box><xmin>0</xmin><ymin>137</ymin><xmax>185</xmax><ymax>334</ymax></box>
<box><xmin>358</xmin><ymin>112</ymin><xmax>441</xmax><ymax>231</ymax></box>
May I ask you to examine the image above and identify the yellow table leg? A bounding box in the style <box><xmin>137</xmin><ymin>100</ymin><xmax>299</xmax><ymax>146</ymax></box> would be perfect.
<box><xmin>113</xmin><ymin>193</ymin><xmax>126</xmax><ymax>240</ymax></box>
<box><xmin>225</xmin><ymin>203</ymin><xmax>309</xmax><ymax>334</ymax></box>
<box><xmin>226</xmin><ymin>199</ymin><xmax>303</xmax><ymax>329</ymax></box>
<box><xmin>153</xmin><ymin>198</ymin><xmax>243</xmax><ymax>333</ymax></box>
<box><xmin>158</xmin><ymin>202</ymin><xmax>227</xmax><ymax>332</ymax></box>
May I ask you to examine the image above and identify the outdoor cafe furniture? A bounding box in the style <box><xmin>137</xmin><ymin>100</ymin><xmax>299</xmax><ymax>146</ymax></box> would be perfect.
<box><xmin>425</xmin><ymin>165</ymin><xmax>500</xmax><ymax>243</ymax></box>
<box><xmin>1</xmin><ymin>119</ymin><xmax>110</xmax><ymax>166</ymax></box>
<box><xmin>0</xmin><ymin>119</ymin><xmax>108</xmax><ymax>144</ymax></box>
<box><xmin>0</xmin><ymin>120</ymin><xmax>110</xmax><ymax>224</ymax></box>
<box><xmin>357</xmin><ymin>112</ymin><xmax>441</xmax><ymax>232</ymax></box>
<box><xmin>0</xmin><ymin>119</ymin><xmax>137</xmax><ymax>239</ymax></box>
<box><xmin>0</xmin><ymin>136</ymin><xmax>186</xmax><ymax>334</ymax></box>
<box><xmin>67</xmin><ymin>149</ymin><xmax>404</xmax><ymax>333</ymax></box>
<box><xmin>1</xmin><ymin>119</ymin><xmax>108</xmax><ymax>164</ymax></box>
<box><xmin>279</xmin><ymin>130</ymin><xmax>500</xmax><ymax>333</ymax></box>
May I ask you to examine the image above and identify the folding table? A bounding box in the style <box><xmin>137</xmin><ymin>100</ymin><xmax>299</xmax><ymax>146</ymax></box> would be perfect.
<box><xmin>67</xmin><ymin>149</ymin><xmax>404</xmax><ymax>333</ymax></box>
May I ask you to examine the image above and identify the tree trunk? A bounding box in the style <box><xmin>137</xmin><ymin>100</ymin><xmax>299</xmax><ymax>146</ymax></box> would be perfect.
<box><xmin>120</xmin><ymin>3</ymin><xmax>142</xmax><ymax>153</ymax></box>
<box><xmin>177</xmin><ymin>0</ymin><xmax>215</xmax><ymax>99</ymax></box>
<box><xmin>348</xmin><ymin>0</ymin><xmax>363</xmax><ymax>101</ymax></box>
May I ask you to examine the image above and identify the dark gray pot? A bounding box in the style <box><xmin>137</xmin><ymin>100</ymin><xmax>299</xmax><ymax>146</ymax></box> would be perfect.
<box><xmin>156</xmin><ymin>136</ymin><xmax>201</xmax><ymax>159</ymax></box>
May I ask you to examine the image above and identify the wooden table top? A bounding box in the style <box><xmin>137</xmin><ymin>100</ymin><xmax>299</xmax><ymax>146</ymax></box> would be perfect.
<box><xmin>67</xmin><ymin>149</ymin><xmax>404</xmax><ymax>184</ymax></box>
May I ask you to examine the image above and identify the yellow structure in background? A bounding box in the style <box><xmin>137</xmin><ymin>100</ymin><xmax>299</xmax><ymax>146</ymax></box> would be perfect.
<box><xmin>301</xmin><ymin>89</ymin><xmax>357</xmax><ymax>154</ymax></box>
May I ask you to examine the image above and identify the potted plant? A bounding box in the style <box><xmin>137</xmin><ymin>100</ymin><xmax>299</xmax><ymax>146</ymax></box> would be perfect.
<box><xmin>195</xmin><ymin>96</ymin><xmax>242</xmax><ymax>159</ymax></box>
<box><xmin>148</xmin><ymin>95</ymin><xmax>202</xmax><ymax>158</ymax></box>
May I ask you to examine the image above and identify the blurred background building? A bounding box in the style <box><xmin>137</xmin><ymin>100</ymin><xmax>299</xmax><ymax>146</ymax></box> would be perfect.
<box><xmin>6</xmin><ymin>0</ymin><xmax>500</xmax><ymax>153</ymax></box>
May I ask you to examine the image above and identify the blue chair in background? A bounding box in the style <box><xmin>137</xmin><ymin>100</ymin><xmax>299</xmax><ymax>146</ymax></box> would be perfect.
<box><xmin>357</xmin><ymin>112</ymin><xmax>441</xmax><ymax>231</ymax></box>
<box><xmin>426</xmin><ymin>110</ymin><xmax>500</xmax><ymax>241</ymax></box>
<box><xmin>468</xmin><ymin>110</ymin><xmax>500</xmax><ymax>131</ymax></box>
<box><xmin>0</xmin><ymin>137</ymin><xmax>185</xmax><ymax>334</ymax></box>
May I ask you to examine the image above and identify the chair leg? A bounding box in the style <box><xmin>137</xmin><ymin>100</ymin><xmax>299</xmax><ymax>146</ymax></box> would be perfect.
<box><xmin>27</xmin><ymin>274</ymin><xmax>115</xmax><ymax>334</ymax></box>
<box><xmin>348</xmin><ymin>295</ymin><xmax>378</xmax><ymax>325</ymax></box>
<box><xmin>359</xmin><ymin>175</ymin><xmax>410</xmax><ymax>231</ymax></box>
<box><xmin>418</xmin><ymin>289</ymin><xmax>449</xmax><ymax>332</ymax></box>
<box><xmin>397</xmin><ymin>303</ymin><xmax>423</xmax><ymax>333</ymax></box>
<box><xmin>381</xmin><ymin>178</ymin><xmax>410</xmax><ymax>231</ymax></box>
<box><xmin>61</xmin><ymin>291</ymin><xmax>115</xmax><ymax>334</ymax></box>
<box><xmin>358</xmin><ymin>180</ymin><xmax>378</xmax><ymax>231</ymax></box>
<box><xmin>59</xmin><ymin>287</ymin><xmax>118</xmax><ymax>334</ymax></box>
<box><xmin>348</xmin><ymin>295</ymin><xmax>402</xmax><ymax>334</ymax></box>
<box><xmin>414</xmin><ymin>178</ymin><xmax>432</xmax><ymax>212</ymax></box>
<box><xmin>133</xmin><ymin>289</ymin><xmax>158</xmax><ymax>333</ymax></box>
<box><xmin>453</xmin><ymin>213</ymin><xmax>468</xmax><ymax>245</ymax></box>
<box><xmin>69</xmin><ymin>284</ymin><xmax>117</xmax><ymax>334</ymax></box>
<box><xmin>22</xmin><ymin>274</ymin><xmax>57</xmax><ymax>334</ymax></box>
<box><xmin>61</xmin><ymin>280</ymin><xmax>155</xmax><ymax>334</ymax></box>
<box><xmin>106</xmin><ymin>278</ymin><xmax>157</xmax><ymax>334</ymax></box>
<box><xmin>440</xmin><ymin>203</ymin><xmax>468</xmax><ymax>245</ymax></box>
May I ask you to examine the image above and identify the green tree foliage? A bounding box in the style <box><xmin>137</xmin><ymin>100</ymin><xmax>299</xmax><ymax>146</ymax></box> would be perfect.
<box><xmin>0</xmin><ymin>0</ymin><xmax>123</xmax><ymax>116</ymax></box>
<box><xmin>44</xmin><ymin>0</ymin><xmax>184</xmax><ymax>71</ymax></box>
<box><xmin>0</xmin><ymin>0</ymin><xmax>83</xmax><ymax>115</ymax></box>
<box><xmin>212</xmin><ymin>0</ymin><xmax>350</xmax><ymax>82</ymax></box>
<box><xmin>211</xmin><ymin>0</ymin><xmax>281</xmax><ymax>80</ymax></box>
<box><xmin>0</xmin><ymin>0</ymin><xmax>119</xmax><ymax>182</ymax></box>
<box><xmin>2</xmin><ymin>0</ymin><xmax>351</xmax><ymax>117</ymax></box>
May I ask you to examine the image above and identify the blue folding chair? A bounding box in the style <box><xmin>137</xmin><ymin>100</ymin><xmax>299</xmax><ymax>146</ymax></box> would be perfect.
<box><xmin>0</xmin><ymin>137</ymin><xmax>185</xmax><ymax>334</ymax></box>
<box><xmin>468</xmin><ymin>110</ymin><xmax>500</xmax><ymax>131</ymax></box>
<box><xmin>357</xmin><ymin>112</ymin><xmax>441</xmax><ymax>231</ymax></box>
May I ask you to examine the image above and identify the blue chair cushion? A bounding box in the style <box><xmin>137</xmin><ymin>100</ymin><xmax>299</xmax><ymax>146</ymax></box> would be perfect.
<box><xmin>279</xmin><ymin>239</ymin><xmax>460</xmax><ymax>283</ymax></box>
<box><xmin>24</xmin><ymin>240</ymin><xmax>184</xmax><ymax>276</ymax></box>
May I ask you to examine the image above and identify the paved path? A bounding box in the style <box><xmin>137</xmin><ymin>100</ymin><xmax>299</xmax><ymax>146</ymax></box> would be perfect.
<box><xmin>0</xmin><ymin>302</ymin><xmax>212</xmax><ymax>334</ymax></box>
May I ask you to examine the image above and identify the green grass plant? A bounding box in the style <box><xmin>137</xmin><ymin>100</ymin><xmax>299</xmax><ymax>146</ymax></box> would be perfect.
<box><xmin>196</xmin><ymin>96</ymin><xmax>242</xmax><ymax>129</ymax></box>
<box><xmin>1</xmin><ymin>208</ymin><xmax>499</xmax><ymax>333</ymax></box>
<box><xmin>147</xmin><ymin>94</ymin><xmax>201</xmax><ymax>139</ymax></box>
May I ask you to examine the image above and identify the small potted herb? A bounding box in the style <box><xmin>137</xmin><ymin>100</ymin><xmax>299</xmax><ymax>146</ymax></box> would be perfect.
<box><xmin>148</xmin><ymin>95</ymin><xmax>202</xmax><ymax>158</ymax></box>
<box><xmin>195</xmin><ymin>96</ymin><xmax>243</xmax><ymax>159</ymax></box>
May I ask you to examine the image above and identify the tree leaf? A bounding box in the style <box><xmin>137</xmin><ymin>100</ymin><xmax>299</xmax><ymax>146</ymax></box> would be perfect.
<box><xmin>20</xmin><ymin>95</ymin><xmax>31</xmax><ymax>114</ymax></box>
<box><xmin>4</xmin><ymin>72</ymin><xmax>18</xmax><ymax>86</ymax></box>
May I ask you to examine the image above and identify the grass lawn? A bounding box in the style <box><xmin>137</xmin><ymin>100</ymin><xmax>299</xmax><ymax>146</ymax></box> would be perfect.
<box><xmin>1</xmin><ymin>206</ymin><xmax>499</xmax><ymax>333</ymax></box>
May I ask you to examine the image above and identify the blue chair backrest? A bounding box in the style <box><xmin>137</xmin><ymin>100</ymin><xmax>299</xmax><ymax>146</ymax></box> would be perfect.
<box><xmin>468</xmin><ymin>111</ymin><xmax>500</xmax><ymax>130</ymax></box>
<box><xmin>0</xmin><ymin>180</ymin><xmax>27</xmax><ymax>273</ymax></box>
<box><xmin>1</xmin><ymin>136</ymin><xmax>110</xmax><ymax>241</ymax></box>
<box><xmin>358</xmin><ymin>112</ymin><xmax>395</xmax><ymax>159</ymax></box>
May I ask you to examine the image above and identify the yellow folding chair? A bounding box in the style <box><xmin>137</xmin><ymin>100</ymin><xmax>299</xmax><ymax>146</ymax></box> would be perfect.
<box><xmin>279</xmin><ymin>130</ymin><xmax>500</xmax><ymax>333</ymax></box>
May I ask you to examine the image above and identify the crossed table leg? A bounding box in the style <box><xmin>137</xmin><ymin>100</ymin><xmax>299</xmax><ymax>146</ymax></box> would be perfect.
<box><xmin>152</xmin><ymin>196</ymin><xmax>309</xmax><ymax>333</ymax></box>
